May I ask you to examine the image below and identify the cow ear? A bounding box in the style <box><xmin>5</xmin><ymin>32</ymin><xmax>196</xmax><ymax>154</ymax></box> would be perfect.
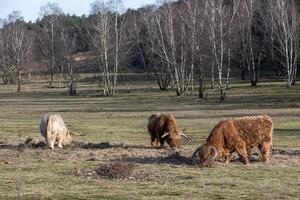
<box><xmin>210</xmin><ymin>146</ymin><xmax>218</xmax><ymax>160</ymax></box>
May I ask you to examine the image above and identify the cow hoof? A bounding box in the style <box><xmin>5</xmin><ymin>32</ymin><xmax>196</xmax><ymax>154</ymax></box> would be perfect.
<box><xmin>263</xmin><ymin>160</ymin><xmax>270</xmax><ymax>164</ymax></box>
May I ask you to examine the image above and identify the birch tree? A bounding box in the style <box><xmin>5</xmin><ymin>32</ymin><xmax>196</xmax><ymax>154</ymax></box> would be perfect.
<box><xmin>140</xmin><ymin>7</ymin><xmax>172</xmax><ymax>90</ymax></box>
<box><xmin>88</xmin><ymin>0</ymin><xmax>126</xmax><ymax>96</ymax></box>
<box><xmin>38</xmin><ymin>2</ymin><xmax>63</xmax><ymax>87</ymax></box>
<box><xmin>205</xmin><ymin>0</ymin><xmax>240</xmax><ymax>101</ymax></box>
<box><xmin>180</xmin><ymin>0</ymin><xmax>209</xmax><ymax>98</ymax></box>
<box><xmin>57</xmin><ymin>15</ymin><xmax>78</xmax><ymax>95</ymax></box>
<box><xmin>268</xmin><ymin>0</ymin><xmax>299</xmax><ymax>88</ymax></box>
<box><xmin>0</xmin><ymin>21</ymin><xmax>10</xmax><ymax>84</ymax></box>
<box><xmin>143</xmin><ymin>1</ymin><xmax>194</xmax><ymax>96</ymax></box>
<box><xmin>6</xmin><ymin>17</ymin><xmax>33</xmax><ymax>92</ymax></box>
<box><xmin>237</xmin><ymin>0</ymin><xmax>266</xmax><ymax>86</ymax></box>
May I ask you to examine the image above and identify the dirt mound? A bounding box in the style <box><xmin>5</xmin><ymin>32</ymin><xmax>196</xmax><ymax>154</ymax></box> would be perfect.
<box><xmin>20</xmin><ymin>137</ymin><xmax>47</xmax><ymax>148</ymax></box>
<box><xmin>69</xmin><ymin>141</ymin><xmax>124</xmax><ymax>149</ymax></box>
<box><xmin>76</xmin><ymin>160</ymin><xmax>159</xmax><ymax>180</ymax></box>
<box><xmin>96</xmin><ymin>160</ymin><xmax>135</xmax><ymax>179</ymax></box>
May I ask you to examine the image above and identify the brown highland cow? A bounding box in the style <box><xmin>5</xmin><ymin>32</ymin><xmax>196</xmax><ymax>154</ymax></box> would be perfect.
<box><xmin>192</xmin><ymin>115</ymin><xmax>273</xmax><ymax>166</ymax></box>
<box><xmin>147</xmin><ymin>113</ymin><xmax>188</xmax><ymax>148</ymax></box>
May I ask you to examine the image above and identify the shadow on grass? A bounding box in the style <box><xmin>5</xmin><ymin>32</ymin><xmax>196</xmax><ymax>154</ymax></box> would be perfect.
<box><xmin>71</xmin><ymin>141</ymin><xmax>153</xmax><ymax>150</ymax></box>
<box><xmin>123</xmin><ymin>152</ymin><xmax>196</xmax><ymax>166</ymax></box>
<box><xmin>275</xmin><ymin>128</ymin><xmax>300</xmax><ymax>132</ymax></box>
<box><xmin>0</xmin><ymin>139</ymin><xmax>154</xmax><ymax>150</ymax></box>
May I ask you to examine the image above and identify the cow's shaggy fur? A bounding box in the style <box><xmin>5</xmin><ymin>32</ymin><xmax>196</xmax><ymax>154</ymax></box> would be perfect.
<box><xmin>147</xmin><ymin>113</ymin><xmax>187</xmax><ymax>148</ymax></box>
<box><xmin>40</xmin><ymin>114</ymin><xmax>72</xmax><ymax>149</ymax></box>
<box><xmin>193</xmin><ymin>115</ymin><xmax>273</xmax><ymax>166</ymax></box>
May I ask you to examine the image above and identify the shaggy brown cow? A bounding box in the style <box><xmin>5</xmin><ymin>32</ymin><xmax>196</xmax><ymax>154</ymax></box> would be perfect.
<box><xmin>147</xmin><ymin>113</ymin><xmax>188</xmax><ymax>148</ymax></box>
<box><xmin>192</xmin><ymin>115</ymin><xmax>273</xmax><ymax>166</ymax></box>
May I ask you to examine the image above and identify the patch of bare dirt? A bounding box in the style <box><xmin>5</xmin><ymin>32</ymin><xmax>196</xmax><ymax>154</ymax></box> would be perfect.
<box><xmin>76</xmin><ymin>160</ymin><xmax>160</xmax><ymax>180</ymax></box>
<box><xmin>0</xmin><ymin>138</ymin><xmax>299</xmax><ymax>167</ymax></box>
<box><xmin>21</xmin><ymin>137</ymin><xmax>47</xmax><ymax>148</ymax></box>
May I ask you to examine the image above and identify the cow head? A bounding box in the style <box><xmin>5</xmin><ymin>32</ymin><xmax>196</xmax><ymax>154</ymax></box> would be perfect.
<box><xmin>162</xmin><ymin>132</ymin><xmax>189</xmax><ymax>148</ymax></box>
<box><xmin>62</xmin><ymin>131</ymin><xmax>72</xmax><ymax>145</ymax></box>
<box><xmin>194</xmin><ymin>144</ymin><xmax>218</xmax><ymax>167</ymax></box>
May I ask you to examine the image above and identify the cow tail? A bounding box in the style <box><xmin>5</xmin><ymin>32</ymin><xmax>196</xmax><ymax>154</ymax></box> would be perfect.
<box><xmin>191</xmin><ymin>146</ymin><xmax>201</xmax><ymax>158</ymax></box>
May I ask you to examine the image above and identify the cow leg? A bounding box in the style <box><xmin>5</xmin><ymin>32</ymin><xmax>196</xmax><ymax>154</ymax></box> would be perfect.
<box><xmin>57</xmin><ymin>136</ymin><xmax>63</xmax><ymax>148</ymax></box>
<box><xmin>224</xmin><ymin>150</ymin><xmax>231</xmax><ymax>163</ymax></box>
<box><xmin>152</xmin><ymin>138</ymin><xmax>161</xmax><ymax>148</ymax></box>
<box><xmin>247</xmin><ymin>149</ymin><xmax>252</xmax><ymax>162</ymax></box>
<box><xmin>150</xmin><ymin>137</ymin><xmax>156</xmax><ymax>148</ymax></box>
<box><xmin>160</xmin><ymin>139</ymin><xmax>165</xmax><ymax>147</ymax></box>
<box><xmin>236</xmin><ymin>142</ymin><xmax>249</xmax><ymax>165</ymax></box>
<box><xmin>47</xmin><ymin>132</ymin><xmax>55</xmax><ymax>149</ymax></box>
<box><xmin>260</xmin><ymin>142</ymin><xmax>271</xmax><ymax>163</ymax></box>
<box><xmin>225</xmin><ymin>155</ymin><xmax>231</xmax><ymax>164</ymax></box>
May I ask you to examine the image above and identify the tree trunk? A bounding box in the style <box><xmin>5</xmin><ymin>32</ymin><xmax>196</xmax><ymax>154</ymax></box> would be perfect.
<box><xmin>251</xmin><ymin>79</ymin><xmax>257</xmax><ymax>86</ymax></box>
<box><xmin>198</xmin><ymin>75</ymin><xmax>205</xmax><ymax>99</ymax></box>
<box><xmin>241</xmin><ymin>66</ymin><xmax>245</xmax><ymax>80</ymax></box>
<box><xmin>286</xmin><ymin>79</ymin><xmax>292</xmax><ymax>88</ymax></box>
<box><xmin>49</xmin><ymin>23</ymin><xmax>55</xmax><ymax>87</ymax></box>
<box><xmin>17</xmin><ymin>70</ymin><xmax>22</xmax><ymax>93</ymax></box>
<box><xmin>219</xmin><ymin>87</ymin><xmax>226</xmax><ymax>101</ymax></box>
<box><xmin>68</xmin><ymin>82</ymin><xmax>77</xmax><ymax>96</ymax></box>
<box><xmin>211</xmin><ymin>53</ymin><xmax>215</xmax><ymax>89</ymax></box>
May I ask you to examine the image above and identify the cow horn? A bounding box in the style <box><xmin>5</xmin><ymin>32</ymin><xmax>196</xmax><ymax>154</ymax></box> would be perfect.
<box><xmin>161</xmin><ymin>132</ymin><xmax>170</xmax><ymax>138</ymax></box>
<box><xmin>191</xmin><ymin>146</ymin><xmax>201</xmax><ymax>158</ymax></box>
<box><xmin>210</xmin><ymin>146</ymin><xmax>218</xmax><ymax>160</ymax></box>
<box><xmin>180</xmin><ymin>132</ymin><xmax>189</xmax><ymax>139</ymax></box>
<box><xmin>69</xmin><ymin>131</ymin><xmax>85</xmax><ymax>136</ymax></box>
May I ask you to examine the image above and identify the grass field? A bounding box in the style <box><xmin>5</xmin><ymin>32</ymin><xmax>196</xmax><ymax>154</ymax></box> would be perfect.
<box><xmin>0</xmin><ymin>74</ymin><xmax>299</xmax><ymax>199</ymax></box>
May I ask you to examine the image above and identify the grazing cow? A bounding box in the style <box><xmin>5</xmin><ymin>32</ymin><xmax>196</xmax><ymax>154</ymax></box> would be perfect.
<box><xmin>192</xmin><ymin>115</ymin><xmax>273</xmax><ymax>166</ymax></box>
<box><xmin>39</xmin><ymin>114</ymin><xmax>72</xmax><ymax>149</ymax></box>
<box><xmin>147</xmin><ymin>113</ymin><xmax>188</xmax><ymax>148</ymax></box>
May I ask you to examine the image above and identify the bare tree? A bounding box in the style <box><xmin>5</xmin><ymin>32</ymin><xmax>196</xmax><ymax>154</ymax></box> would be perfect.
<box><xmin>237</xmin><ymin>0</ymin><xmax>266</xmax><ymax>86</ymax></box>
<box><xmin>142</xmin><ymin>1</ymin><xmax>195</xmax><ymax>96</ymax></box>
<box><xmin>0</xmin><ymin>18</ymin><xmax>17</xmax><ymax>84</ymax></box>
<box><xmin>139</xmin><ymin>6</ymin><xmax>172</xmax><ymax>90</ymax></box>
<box><xmin>205</xmin><ymin>0</ymin><xmax>240</xmax><ymax>101</ymax></box>
<box><xmin>180</xmin><ymin>0</ymin><xmax>210</xmax><ymax>98</ymax></box>
<box><xmin>57</xmin><ymin>15</ymin><xmax>78</xmax><ymax>95</ymax></box>
<box><xmin>88</xmin><ymin>0</ymin><xmax>126</xmax><ymax>96</ymax></box>
<box><xmin>6</xmin><ymin>16</ymin><xmax>33</xmax><ymax>92</ymax></box>
<box><xmin>179</xmin><ymin>0</ymin><xmax>198</xmax><ymax>94</ymax></box>
<box><xmin>0</xmin><ymin>20</ymin><xmax>9</xmax><ymax>84</ymax></box>
<box><xmin>132</xmin><ymin>12</ymin><xmax>149</xmax><ymax>77</ymax></box>
<box><xmin>264</xmin><ymin>1</ymin><xmax>282</xmax><ymax>77</ymax></box>
<box><xmin>268</xmin><ymin>0</ymin><xmax>299</xmax><ymax>88</ymax></box>
<box><xmin>38</xmin><ymin>2</ymin><xmax>63</xmax><ymax>87</ymax></box>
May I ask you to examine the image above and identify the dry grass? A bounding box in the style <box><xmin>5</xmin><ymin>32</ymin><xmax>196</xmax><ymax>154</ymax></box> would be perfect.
<box><xmin>0</xmin><ymin>74</ymin><xmax>299</xmax><ymax>199</ymax></box>
<box><xmin>77</xmin><ymin>159</ymin><xmax>159</xmax><ymax>180</ymax></box>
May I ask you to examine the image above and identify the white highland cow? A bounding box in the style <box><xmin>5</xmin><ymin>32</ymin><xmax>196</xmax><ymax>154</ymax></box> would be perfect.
<box><xmin>39</xmin><ymin>114</ymin><xmax>73</xmax><ymax>149</ymax></box>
